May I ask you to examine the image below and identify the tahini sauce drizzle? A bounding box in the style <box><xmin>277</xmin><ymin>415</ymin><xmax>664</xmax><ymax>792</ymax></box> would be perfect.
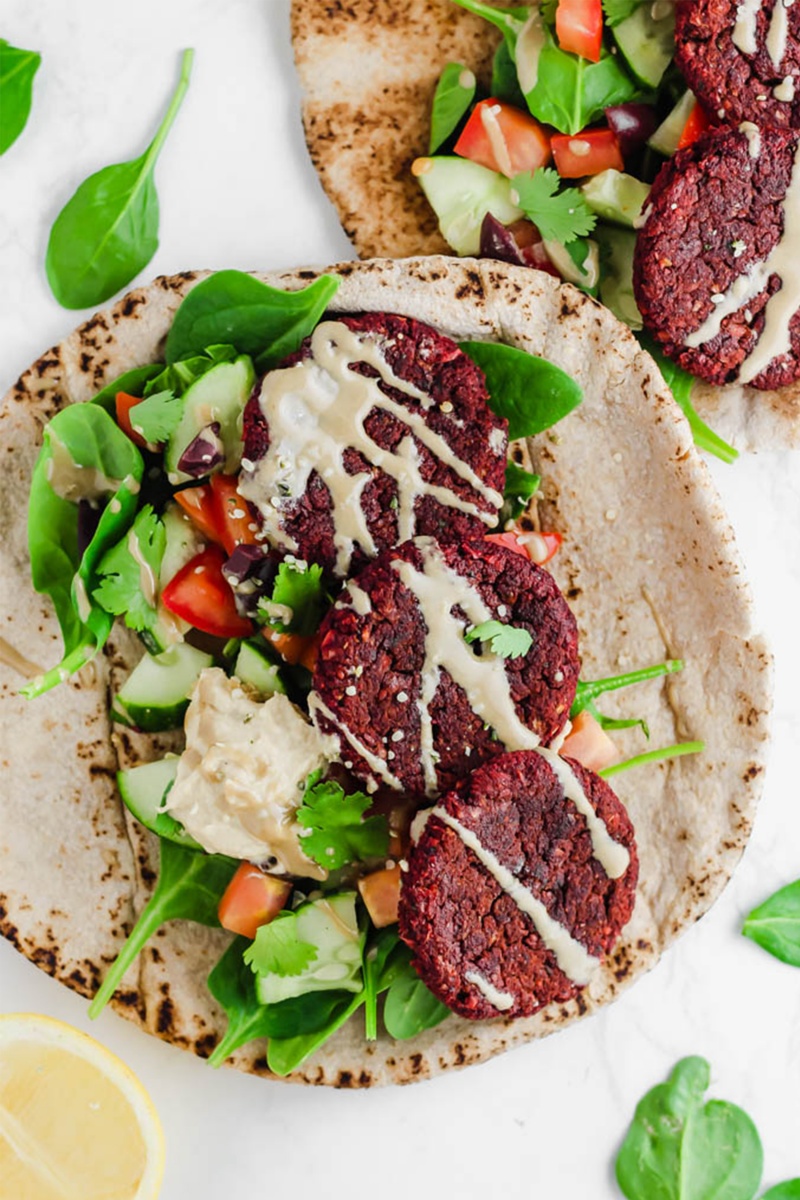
<box><xmin>464</xmin><ymin>970</ymin><xmax>515</xmax><ymax>1012</ymax></box>
<box><xmin>767</xmin><ymin>0</ymin><xmax>795</xmax><ymax>69</ymax></box>
<box><xmin>685</xmin><ymin>140</ymin><xmax>800</xmax><ymax>383</ymax></box>
<box><xmin>239</xmin><ymin>322</ymin><xmax>503</xmax><ymax>575</ymax></box>
<box><xmin>733</xmin><ymin>0</ymin><xmax>764</xmax><ymax>55</ymax></box>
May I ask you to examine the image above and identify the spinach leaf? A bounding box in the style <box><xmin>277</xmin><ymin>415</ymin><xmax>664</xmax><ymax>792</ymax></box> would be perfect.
<box><xmin>0</xmin><ymin>40</ymin><xmax>41</xmax><ymax>155</ymax></box>
<box><xmin>451</xmin><ymin>0</ymin><xmax>529</xmax><ymax>53</ymax></box>
<box><xmin>502</xmin><ymin>460</ymin><xmax>539</xmax><ymax>522</ymax></box>
<box><xmin>88</xmin><ymin>839</ymin><xmax>237</xmax><ymax>1019</ymax></box>
<box><xmin>22</xmin><ymin>405</ymin><xmax>144</xmax><ymax>699</ymax></box>
<box><xmin>144</xmin><ymin>343</ymin><xmax>238</xmax><ymax>398</ymax></box>
<box><xmin>526</xmin><ymin>32</ymin><xmax>641</xmax><ymax>134</ymax></box>
<box><xmin>743</xmin><ymin>880</ymin><xmax>800</xmax><ymax>967</ymax></box>
<box><xmin>636</xmin><ymin>333</ymin><xmax>738</xmax><ymax>464</ymax></box>
<box><xmin>164</xmin><ymin>271</ymin><xmax>341</xmax><ymax>368</ymax></box>
<box><xmin>45</xmin><ymin>48</ymin><xmax>193</xmax><ymax>309</ymax></box>
<box><xmin>363</xmin><ymin>927</ymin><xmax>406</xmax><ymax>1040</ymax></box>
<box><xmin>89</xmin><ymin>364</ymin><xmax>165</xmax><ymax>414</ymax></box>
<box><xmin>491</xmin><ymin>40</ymin><xmax>526</xmax><ymax>108</ymax></box>
<box><xmin>383</xmin><ymin>952</ymin><xmax>450</xmax><ymax>1040</ymax></box>
<box><xmin>429</xmin><ymin>62</ymin><xmax>476</xmax><ymax>153</ymax></box>
<box><xmin>762</xmin><ymin>1185</ymin><xmax>800</xmax><ymax>1199</ymax></box>
<box><xmin>460</xmin><ymin>340</ymin><xmax>582</xmax><ymax>439</ymax></box>
<box><xmin>266</xmin><ymin>992</ymin><xmax>364</xmax><ymax>1077</ymax></box>
<box><xmin>615</xmin><ymin>1057</ymin><xmax>763</xmax><ymax>1200</ymax></box>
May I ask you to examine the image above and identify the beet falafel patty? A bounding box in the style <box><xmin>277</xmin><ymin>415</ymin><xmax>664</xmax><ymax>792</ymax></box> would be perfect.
<box><xmin>675</xmin><ymin>0</ymin><xmax>800</xmax><ymax>130</ymax></box>
<box><xmin>398</xmin><ymin>750</ymin><xmax>638</xmax><ymax>1020</ymax></box>
<box><xmin>634</xmin><ymin>126</ymin><xmax>800</xmax><ymax>389</ymax></box>
<box><xmin>238</xmin><ymin>313</ymin><xmax>507</xmax><ymax>577</ymax></box>
<box><xmin>309</xmin><ymin>536</ymin><xmax>579</xmax><ymax>797</ymax></box>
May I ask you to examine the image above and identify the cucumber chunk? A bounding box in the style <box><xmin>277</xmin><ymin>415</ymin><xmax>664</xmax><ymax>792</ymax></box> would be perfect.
<box><xmin>160</xmin><ymin>501</ymin><xmax>205</xmax><ymax>586</ymax></box>
<box><xmin>595</xmin><ymin>225</ymin><xmax>643</xmax><ymax>330</ymax></box>
<box><xmin>234</xmin><ymin>640</ymin><xmax>287</xmax><ymax>699</ymax></box>
<box><xmin>612</xmin><ymin>3</ymin><xmax>675</xmax><ymax>90</ymax></box>
<box><xmin>117</xmin><ymin>758</ymin><xmax>201</xmax><ymax>848</ymax></box>
<box><xmin>166</xmin><ymin>356</ymin><xmax>256</xmax><ymax>483</ymax></box>
<box><xmin>251</xmin><ymin>892</ymin><xmax>364</xmax><ymax>1005</ymax></box>
<box><xmin>648</xmin><ymin>90</ymin><xmax>696</xmax><ymax>157</ymax></box>
<box><xmin>581</xmin><ymin>170</ymin><xmax>650</xmax><ymax>228</ymax></box>
<box><xmin>112</xmin><ymin>642</ymin><xmax>213</xmax><ymax>731</ymax></box>
<box><xmin>414</xmin><ymin>156</ymin><xmax>523</xmax><ymax>255</ymax></box>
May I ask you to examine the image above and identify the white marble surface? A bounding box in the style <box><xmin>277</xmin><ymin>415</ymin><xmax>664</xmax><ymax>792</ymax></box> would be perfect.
<box><xmin>1</xmin><ymin>1</ymin><xmax>799</xmax><ymax>1195</ymax></box>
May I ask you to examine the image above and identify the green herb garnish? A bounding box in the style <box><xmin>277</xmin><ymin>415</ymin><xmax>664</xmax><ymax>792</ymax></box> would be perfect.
<box><xmin>297</xmin><ymin>771</ymin><xmax>389</xmax><ymax>870</ymax></box>
<box><xmin>511</xmin><ymin>167</ymin><xmax>597</xmax><ymax>246</ymax></box>
<box><xmin>465</xmin><ymin>619</ymin><xmax>533</xmax><ymax>659</ymax></box>
<box><xmin>0</xmin><ymin>39</ymin><xmax>41</xmax><ymax>156</ymax></box>
<box><xmin>93</xmin><ymin>505</ymin><xmax>165</xmax><ymax>632</ymax></box>
<box><xmin>259</xmin><ymin>561</ymin><xmax>327</xmax><ymax>637</ymax></box>
<box><xmin>429</xmin><ymin>62</ymin><xmax>476</xmax><ymax>152</ymax></box>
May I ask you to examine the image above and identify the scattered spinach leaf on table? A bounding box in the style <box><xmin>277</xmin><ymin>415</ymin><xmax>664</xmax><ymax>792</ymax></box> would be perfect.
<box><xmin>743</xmin><ymin>880</ymin><xmax>800</xmax><ymax>967</ymax></box>
<box><xmin>46</xmin><ymin>48</ymin><xmax>194</xmax><ymax>309</ymax></box>
<box><xmin>461</xmin><ymin>339</ymin><xmax>582</xmax><ymax>439</ymax></box>
<box><xmin>429</xmin><ymin>62</ymin><xmax>476</xmax><ymax>152</ymax></box>
<box><xmin>0</xmin><ymin>39</ymin><xmax>41</xmax><ymax>155</ymax></box>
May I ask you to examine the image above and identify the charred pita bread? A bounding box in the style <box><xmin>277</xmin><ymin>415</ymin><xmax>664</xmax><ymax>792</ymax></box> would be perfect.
<box><xmin>290</xmin><ymin>0</ymin><xmax>800</xmax><ymax>451</ymax></box>
<box><xmin>0</xmin><ymin>256</ymin><xmax>771</xmax><ymax>1086</ymax></box>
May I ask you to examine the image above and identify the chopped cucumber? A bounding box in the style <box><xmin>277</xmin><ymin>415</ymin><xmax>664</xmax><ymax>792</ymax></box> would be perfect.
<box><xmin>543</xmin><ymin>237</ymin><xmax>600</xmax><ymax>291</ymax></box>
<box><xmin>112</xmin><ymin>642</ymin><xmax>213</xmax><ymax>731</ymax></box>
<box><xmin>612</xmin><ymin>3</ymin><xmax>675</xmax><ymax>90</ymax></box>
<box><xmin>117</xmin><ymin>758</ymin><xmax>201</xmax><ymax>848</ymax></box>
<box><xmin>165</xmin><ymin>356</ymin><xmax>256</xmax><ymax>483</ymax></box>
<box><xmin>234</xmin><ymin>640</ymin><xmax>286</xmax><ymax>699</ymax></box>
<box><xmin>250</xmin><ymin>892</ymin><xmax>364</xmax><ymax>1005</ymax></box>
<box><xmin>648</xmin><ymin>90</ymin><xmax>696</xmax><ymax>157</ymax></box>
<box><xmin>581</xmin><ymin>170</ymin><xmax>650</xmax><ymax>228</ymax></box>
<box><xmin>414</xmin><ymin>156</ymin><xmax>523</xmax><ymax>255</ymax></box>
<box><xmin>595</xmin><ymin>225</ymin><xmax>642</xmax><ymax>330</ymax></box>
<box><xmin>137</xmin><ymin>605</ymin><xmax>189</xmax><ymax>657</ymax></box>
<box><xmin>160</xmin><ymin>501</ymin><xmax>205</xmax><ymax>586</ymax></box>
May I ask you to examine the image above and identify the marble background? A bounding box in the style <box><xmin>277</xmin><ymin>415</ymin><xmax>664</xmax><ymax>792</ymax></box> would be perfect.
<box><xmin>1</xmin><ymin>1</ymin><xmax>799</xmax><ymax>1195</ymax></box>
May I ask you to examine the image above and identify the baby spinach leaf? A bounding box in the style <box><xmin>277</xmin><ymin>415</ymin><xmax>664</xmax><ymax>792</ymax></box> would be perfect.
<box><xmin>23</xmin><ymin>405</ymin><xmax>144</xmax><ymax>698</ymax></box>
<box><xmin>0</xmin><ymin>40</ymin><xmax>41</xmax><ymax>155</ymax></box>
<box><xmin>602</xmin><ymin>0</ymin><xmax>641</xmax><ymax>25</ymax></box>
<box><xmin>636</xmin><ymin>333</ymin><xmax>738</xmax><ymax>464</ymax></box>
<box><xmin>88</xmin><ymin>839</ymin><xmax>237</xmax><ymax>1019</ymax></box>
<box><xmin>45</xmin><ymin>48</ymin><xmax>193</xmax><ymax>309</ymax></box>
<box><xmin>451</xmin><ymin>0</ymin><xmax>529</xmax><ymax>52</ymax></box>
<box><xmin>762</xmin><ymin>1184</ymin><xmax>800</xmax><ymax>1199</ymax></box>
<box><xmin>525</xmin><ymin>33</ymin><xmax>641</xmax><ymax>134</ymax></box>
<box><xmin>461</xmin><ymin>340</ymin><xmax>583</xmax><ymax>439</ymax></box>
<box><xmin>363</xmin><ymin>927</ymin><xmax>406</xmax><ymax>1040</ymax></box>
<box><xmin>89</xmin><ymin>364</ymin><xmax>165</xmax><ymax>414</ymax></box>
<box><xmin>429</xmin><ymin>62</ymin><xmax>476</xmax><ymax>152</ymax></box>
<box><xmin>266</xmin><ymin>992</ymin><xmax>364</xmax><ymax>1076</ymax></box>
<box><xmin>616</xmin><ymin>1057</ymin><xmax>763</xmax><ymax>1200</ymax></box>
<box><xmin>164</xmin><ymin>271</ymin><xmax>341</xmax><ymax>368</ymax></box>
<box><xmin>743</xmin><ymin>880</ymin><xmax>800</xmax><ymax>967</ymax></box>
<box><xmin>502</xmin><ymin>461</ymin><xmax>540</xmax><ymax>523</ymax></box>
<box><xmin>383</xmin><ymin>959</ymin><xmax>450</xmax><ymax>1040</ymax></box>
<box><xmin>144</xmin><ymin>343</ymin><xmax>238</xmax><ymax>399</ymax></box>
<box><xmin>511</xmin><ymin>168</ymin><xmax>596</xmax><ymax>245</ymax></box>
<box><xmin>491</xmin><ymin>41</ymin><xmax>526</xmax><ymax>108</ymax></box>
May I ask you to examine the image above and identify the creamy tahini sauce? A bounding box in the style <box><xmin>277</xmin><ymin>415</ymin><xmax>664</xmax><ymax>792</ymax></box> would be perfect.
<box><xmin>480</xmin><ymin>104</ymin><xmax>514</xmax><ymax>177</ymax></box>
<box><xmin>515</xmin><ymin>11</ymin><xmax>546</xmax><ymax>94</ymax></box>
<box><xmin>740</xmin><ymin>120</ymin><xmax>762</xmax><ymax>158</ymax></box>
<box><xmin>238</xmin><ymin>321</ymin><xmax>503</xmax><ymax>575</ymax></box>
<box><xmin>46</xmin><ymin>433</ymin><xmax>125</xmax><ymax>502</ymax></box>
<box><xmin>535</xmin><ymin>746</ymin><xmax>630</xmax><ymax>878</ymax></box>
<box><xmin>127</xmin><ymin>530</ymin><xmax>158</xmax><ymax>608</ymax></box>
<box><xmin>464</xmin><ymin>970</ymin><xmax>515</xmax><ymax>1012</ymax></box>
<box><xmin>733</xmin><ymin>0</ymin><xmax>763</xmax><ymax>55</ymax></box>
<box><xmin>767</xmin><ymin>0</ymin><xmax>795</xmax><ymax>69</ymax></box>
<box><xmin>307</xmin><ymin>691</ymin><xmax>403</xmax><ymax>791</ymax></box>
<box><xmin>432</xmin><ymin>806</ymin><xmax>599</xmax><ymax>985</ymax></box>
<box><xmin>0</xmin><ymin>635</ymin><xmax>43</xmax><ymax>679</ymax></box>
<box><xmin>685</xmin><ymin>140</ymin><xmax>800</xmax><ymax>383</ymax></box>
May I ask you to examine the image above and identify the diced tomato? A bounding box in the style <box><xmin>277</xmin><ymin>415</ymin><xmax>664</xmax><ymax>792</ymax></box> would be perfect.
<box><xmin>504</xmin><ymin>219</ymin><xmax>561</xmax><ymax>276</ymax></box>
<box><xmin>262</xmin><ymin>626</ymin><xmax>320</xmax><ymax>670</ymax></box>
<box><xmin>358</xmin><ymin>865</ymin><xmax>401</xmax><ymax>929</ymax></box>
<box><xmin>486</xmin><ymin>529</ymin><xmax>562</xmax><ymax>565</ymax></box>
<box><xmin>677</xmin><ymin>101</ymin><xmax>711</xmax><ymax>150</ymax></box>
<box><xmin>174</xmin><ymin>484</ymin><xmax>221</xmax><ymax>544</ymax></box>
<box><xmin>551</xmin><ymin>129</ymin><xmax>624</xmax><ymax>178</ymax></box>
<box><xmin>560</xmin><ymin>710</ymin><xmax>619</xmax><ymax>772</ymax></box>
<box><xmin>218</xmin><ymin>863</ymin><xmax>292</xmax><ymax>940</ymax></box>
<box><xmin>555</xmin><ymin>0</ymin><xmax>603</xmax><ymax>62</ymax></box>
<box><xmin>115</xmin><ymin>392</ymin><xmax>149</xmax><ymax>450</ymax></box>
<box><xmin>455</xmin><ymin>98</ymin><xmax>551</xmax><ymax>178</ymax></box>
<box><xmin>209</xmin><ymin>474</ymin><xmax>260</xmax><ymax>555</ymax></box>
<box><xmin>161</xmin><ymin>545</ymin><xmax>253</xmax><ymax>638</ymax></box>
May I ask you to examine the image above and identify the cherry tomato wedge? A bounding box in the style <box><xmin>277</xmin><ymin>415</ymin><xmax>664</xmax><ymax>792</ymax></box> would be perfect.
<box><xmin>161</xmin><ymin>545</ymin><xmax>253</xmax><ymax>638</ymax></box>
<box><xmin>560</xmin><ymin>710</ymin><xmax>619</xmax><ymax>772</ymax></box>
<box><xmin>551</xmin><ymin>129</ymin><xmax>624</xmax><ymax>178</ymax></box>
<box><xmin>115</xmin><ymin>392</ymin><xmax>149</xmax><ymax>450</ymax></box>
<box><xmin>174</xmin><ymin>484</ymin><xmax>220</xmax><ymax>544</ymax></box>
<box><xmin>555</xmin><ymin>0</ymin><xmax>603</xmax><ymax>62</ymax></box>
<box><xmin>262</xmin><ymin>627</ymin><xmax>320</xmax><ymax>671</ymax></box>
<box><xmin>218</xmin><ymin>863</ymin><xmax>292</xmax><ymax>940</ymax></box>
<box><xmin>209</xmin><ymin>474</ymin><xmax>260</xmax><ymax>555</ymax></box>
<box><xmin>486</xmin><ymin>530</ymin><xmax>562</xmax><ymax>565</ymax></box>
<box><xmin>358</xmin><ymin>866</ymin><xmax>401</xmax><ymax>929</ymax></box>
<box><xmin>455</xmin><ymin>98</ymin><xmax>551</xmax><ymax>178</ymax></box>
<box><xmin>677</xmin><ymin>101</ymin><xmax>711</xmax><ymax>150</ymax></box>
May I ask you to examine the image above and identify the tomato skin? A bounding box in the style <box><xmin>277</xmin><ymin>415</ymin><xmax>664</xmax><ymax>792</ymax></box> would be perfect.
<box><xmin>209</xmin><ymin>474</ymin><xmax>260</xmax><ymax>555</ymax></box>
<box><xmin>115</xmin><ymin>393</ymin><xmax>149</xmax><ymax>450</ymax></box>
<box><xmin>174</xmin><ymin>484</ymin><xmax>220</xmax><ymax>544</ymax></box>
<box><xmin>455</xmin><ymin>98</ymin><xmax>551</xmax><ymax>177</ymax></box>
<box><xmin>486</xmin><ymin>530</ymin><xmax>562</xmax><ymax>565</ymax></box>
<box><xmin>218</xmin><ymin>864</ymin><xmax>292</xmax><ymax>940</ymax></box>
<box><xmin>161</xmin><ymin>545</ymin><xmax>254</xmax><ymax>638</ymax></box>
<box><xmin>262</xmin><ymin>627</ymin><xmax>320</xmax><ymax>670</ymax></box>
<box><xmin>555</xmin><ymin>0</ymin><xmax>603</xmax><ymax>62</ymax></box>
<box><xmin>551</xmin><ymin>129</ymin><xmax>624</xmax><ymax>177</ymax></box>
<box><xmin>677</xmin><ymin>101</ymin><xmax>711</xmax><ymax>150</ymax></box>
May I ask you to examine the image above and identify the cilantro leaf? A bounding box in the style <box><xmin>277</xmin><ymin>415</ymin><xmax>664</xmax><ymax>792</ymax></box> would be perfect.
<box><xmin>258</xmin><ymin>560</ymin><xmax>326</xmax><ymax>636</ymax></box>
<box><xmin>92</xmin><ymin>504</ymin><xmax>165</xmax><ymax>631</ymax></box>
<box><xmin>127</xmin><ymin>389</ymin><xmax>183</xmax><ymax>444</ymax></box>
<box><xmin>511</xmin><ymin>167</ymin><xmax>597</xmax><ymax>245</ymax></box>
<box><xmin>465</xmin><ymin>619</ymin><xmax>533</xmax><ymax>659</ymax></box>
<box><xmin>602</xmin><ymin>0</ymin><xmax>641</xmax><ymax>26</ymax></box>
<box><xmin>502</xmin><ymin>461</ymin><xmax>540</xmax><ymax>523</ymax></box>
<box><xmin>297</xmin><ymin>774</ymin><xmax>389</xmax><ymax>870</ymax></box>
<box><xmin>244</xmin><ymin>914</ymin><xmax>318</xmax><ymax>977</ymax></box>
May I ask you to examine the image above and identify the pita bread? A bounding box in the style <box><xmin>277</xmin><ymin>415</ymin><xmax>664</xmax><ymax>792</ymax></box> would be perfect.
<box><xmin>290</xmin><ymin>0</ymin><xmax>800</xmax><ymax>451</ymax></box>
<box><xmin>0</xmin><ymin>257</ymin><xmax>771</xmax><ymax>1086</ymax></box>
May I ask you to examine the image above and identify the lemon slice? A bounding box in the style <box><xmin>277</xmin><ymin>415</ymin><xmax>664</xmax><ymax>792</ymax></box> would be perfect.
<box><xmin>0</xmin><ymin>1013</ymin><xmax>164</xmax><ymax>1200</ymax></box>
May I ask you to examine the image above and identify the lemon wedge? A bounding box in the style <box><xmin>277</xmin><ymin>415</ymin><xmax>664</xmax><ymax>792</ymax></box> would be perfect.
<box><xmin>0</xmin><ymin>1013</ymin><xmax>164</xmax><ymax>1200</ymax></box>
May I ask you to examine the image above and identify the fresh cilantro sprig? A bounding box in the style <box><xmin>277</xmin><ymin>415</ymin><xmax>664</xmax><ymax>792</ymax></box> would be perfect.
<box><xmin>244</xmin><ymin>915</ymin><xmax>317</xmax><ymax>977</ymax></box>
<box><xmin>573</xmin><ymin>659</ymin><xmax>684</xmax><ymax>735</ymax></box>
<box><xmin>92</xmin><ymin>504</ymin><xmax>165</xmax><ymax>631</ymax></box>
<box><xmin>511</xmin><ymin>167</ymin><xmax>597</xmax><ymax>246</ymax></box>
<box><xmin>127</xmin><ymin>389</ymin><xmax>183</xmax><ymax>444</ymax></box>
<box><xmin>602</xmin><ymin>0</ymin><xmax>641</xmax><ymax>26</ymax></box>
<box><xmin>258</xmin><ymin>561</ymin><xmax>326</xmax><ymax>636</ymax></box>
<box><xmin>297</xmin><ymin>770</ymin><xmax>389</xmax><ymax>870</ymax></box>
<box><xmin>465</xmin><ymin>619</ymin><xmax>533</xmax><ymax>659</ymax></box>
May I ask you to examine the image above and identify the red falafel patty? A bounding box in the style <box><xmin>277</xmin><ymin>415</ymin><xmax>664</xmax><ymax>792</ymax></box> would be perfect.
<box><xmin>675</xmin><ymin>0</ymin><xmax>800</xmax><ymax>130</ymax></box>
<box><xmin>309</xmin><ymin>536</ymin><xmax>579</xmax><ymax>797</ymax></box>
<box><xmin>238</xmin><ymin>313</ymin><xmax>507</xmax><ymax>577</ymax></box>
<box><xmin>398</xmin><ymin>750</ymin><xmax>638</xmax><ymax>1020</ymax></box>
<box><xmin>634</xmin><ymin>125</ymin><xmax>800</xmax><ymax>389</ymax></box>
